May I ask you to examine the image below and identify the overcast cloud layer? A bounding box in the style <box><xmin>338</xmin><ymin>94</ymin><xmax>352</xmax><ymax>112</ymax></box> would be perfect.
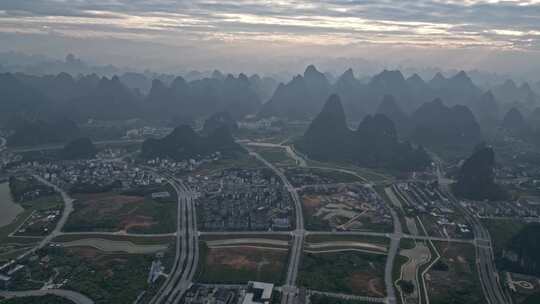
<box><xmin>0</xmin><ymin>0</ymin><xmax>540</xmax><ymax>74</ymax></box>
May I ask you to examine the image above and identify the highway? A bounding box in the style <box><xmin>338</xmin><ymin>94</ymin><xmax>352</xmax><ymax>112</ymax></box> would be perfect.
<box><xmin>436</xmin><ymin>161</ymin><xmax>510</xmax><ymax>304</ymax></box>
<box><xmin>149</xmin><ymin>176</ymin><xmax>199</xmax><ymax>304</ymax></box>
<box><xmin>379</xmin><ymin>186</ymin><xmax>402</xmax><ymax>304</ymax></box>
<box><xmin>248</xmin><ymin>150</ymin><xmax>305</xmax><ymax>304</ymax></box>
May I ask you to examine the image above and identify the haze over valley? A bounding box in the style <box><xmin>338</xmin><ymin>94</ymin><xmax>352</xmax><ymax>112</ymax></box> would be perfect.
<box><xmin>1</xmin><ymin>1</ymin><xmax>540</xmax><ymax>304</ymax></box>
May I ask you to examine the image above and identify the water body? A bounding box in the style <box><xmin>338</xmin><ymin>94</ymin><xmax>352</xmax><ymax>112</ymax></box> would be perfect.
<box><xmin>0</xmin><ymin>182</ymin><xmax>23</xmax><ymax>227</ymax></box>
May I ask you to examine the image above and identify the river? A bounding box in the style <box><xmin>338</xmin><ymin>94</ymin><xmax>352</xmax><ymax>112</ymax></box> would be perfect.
<box><xmin>0</xmin><ymin>182</ymin><xmax>23</xmax><ymax>227</ymax></box>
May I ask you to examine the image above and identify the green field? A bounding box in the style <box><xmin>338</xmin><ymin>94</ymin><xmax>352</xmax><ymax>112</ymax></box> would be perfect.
<box><xmin>305</xmin><ymin>234</ymin><xmax>389</xmax><ymax>246</ymax></box>
<box><xmin>0</xmin><ymin>295</ymin><xmax>75</xmax><ymax>304</ymax></box>
<box><xmin>10</xmin><ymin>246</ymin><xmax>172</xmax><ymax>304</ymax></box>
<box><xmin>310</xmin><ymin>294</ymin><xmax>374</xmax><ymax>304</ymax></box>
<box><xmin>298</xmin><ymin>251</ymin><xmax>386</xmax><ymax>297</ymax></box>
<box><xmin>200</xmin><ymin>234</ymin><xmax>291</xmax><ymax>242</ymax></box>
<box><xmin>482</xmin><ymin>219</ymin><xmax>526</xmax><ymax>256</ymax></box>
<box><xmin>251</xmin><ymin>146</ymin><xmax>296</xmax><ymax>167</ymax></box>
<box><xmin>0</xmin><ymin>195</ymin><xmax>62</xmax><ymax>248</ymax></box>
<box><xmin>427</xmin><ymin>241</ymin><xmax>484</xmax><ymax>304</ymax></box>
<box><xmin>196</xmin><ymin>243</ymin><xmax>288</xmax><ymax>284</ymax></box>
<box><xmin>63</xmin><ymin>189</ymin><xmax>177</xmax><ymax>234</ymax></box>
<box><xmin>51</xmin><ymin>234</ymin><xmax>174</xmax><ymax>245</ymax></box>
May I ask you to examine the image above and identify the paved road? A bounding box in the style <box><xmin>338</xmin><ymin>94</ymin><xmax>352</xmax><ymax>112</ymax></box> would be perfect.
<box><xmin>436</xmin><ymin>161</ymin><xmax>510</xmax><ymax>304</ymax></box>
<box><xmin>248</xmin><ymin>150</ymin><xmax>305</xmax><ymax>304</ymax></box>
<box><xmin>32</xmin><ymin>175</ymin><xmax>75</xmax><ymax>250</ymax></box>
<box><xmin>380</xmin><ymin>186</ymin><xmax>402</xmax><ymax>304</ymax></box>
<box><xmin>149</xmin><ymin>176</ymin><xmax>199</xmax><ymax>304</ymax></box>
<box><xmin>0</xmin><ymin>289</ymin><xmax>94</xmax><ymax>304</ymax></box>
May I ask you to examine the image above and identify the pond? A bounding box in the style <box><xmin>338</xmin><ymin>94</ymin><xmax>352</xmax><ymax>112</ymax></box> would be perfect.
<box><xmin>0</xmin><ymin>182</ymin><xmax>23</xmax><ymax>227</ymax></box>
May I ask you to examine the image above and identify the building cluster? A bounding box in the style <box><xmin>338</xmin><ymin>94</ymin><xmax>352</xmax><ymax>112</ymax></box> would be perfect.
<box><xmin>393</xmin><ymin>182</ymin><xmax>472</xmax><ymax>236</ymax></box>
<box><xmin>462</xmin><ymin>197</ymin><xmax>540</xmax><ymax>220</ymax></box>
<box><xmin>189</xmin><ymin>168</ymin><xmax>293</xmax><ymax>231</ymax></box>
<box><xmin>238</xmin><ymin>117</ymin><xmax>283</xmax><ymax>131</ymax></box>
<box><xmin>183</xmin><ymin>282</ymin><xmax>274</xmax><ymax>304</ymax></box>
<box><xmin>144</xmin><ymin>152</ymin><xmax>222</xmax><ymax>175</ymax></box>
<box><xmin>124</xmin><ymin>126</ymin><xmax>173</xmax><ymax>139</ymax></box>
<box><xmin>23</xmin><ymin>160</ymin><xmax>161</xmax><ymax>191</ymax></box>
<box><xmin>0</xmin><ymin>150</ymin><xmax>21</xmax><ymax>169</ymax></box>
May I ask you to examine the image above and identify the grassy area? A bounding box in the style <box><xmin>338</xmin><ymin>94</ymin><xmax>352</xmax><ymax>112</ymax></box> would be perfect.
<box><xmin>0</xmin><ymin>210</ymin><xmax>34</xmax><ymax>242</ymax></box>
<box><xmin>51</xmin><ymin>234</ymin><xmax>174</xmax><ymax>245</ymax></box>
<box><xmin>305</xmin><ymin>234</ymin><xmax>389</xmax><ymax>246</ymax></box>
<box><xmin>250</xmin><ymin>146</ymin><xmax>296</xmax><ymax>167</ymax></box>
<box><xmin>426</xmin><ymin>241</ymin><xmax>484</xmax><ymax>304</ymax></box>
<box><xmin>196</xmin><ymin>243</ymin><xmax>287</xmax><ymax>284</ymax></box>
<box><xmin>304</xmin><ymin>159</ymin><xmax>394</xmax><ymax>184</ymax></box>
<box><xmin>482</xmin><ymin>219</ymin><xmax>526</xmax><ymax>257</ymax></box>
<box><xmin>9</xmin><ymin>246</ymin><xmax>170</xmax><ymax>304</ymax></box>
<box><xmin>310</xmin><ymin>294</ymin><xmax>374</xmax><ymax>304</ymax></box>
<box><xmin>63</xmin><ymin>189</ymin><xmax>177</xmax><ymax>234</ymax></box>
<box><xmin>0</xmin><ymin>195</ymin><xmax>62</xmax><ymax>246</ymax></box>
<box><xmin>392</xmin><ymin>254</ymin><xmax>409</xmax><ymax>304</ymax></box>
<box><xmin>298</xmin><ymin>251</ymin><xmax>386</xmax><ymax>297</ymax></box>
<box><xmin>0</xmin><ymin>295</ymin><xmax>75</xmax><ymax>304</ymax></box>
<box><xmin>192</xmin><ymin>154</ymin><xmax>263</xmax><ymax>174</ymax></box>
<box><xmin>200</xmin><ymin>234</ymin><xmax>291</xmax><ymax>242</ymax></box>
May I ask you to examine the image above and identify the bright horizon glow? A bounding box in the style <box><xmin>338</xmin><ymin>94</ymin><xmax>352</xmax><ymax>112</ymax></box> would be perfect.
<box><xmin>0</xmin><ymin>0</ymin><xmax>539</xmax><ymax>75</ymax></box>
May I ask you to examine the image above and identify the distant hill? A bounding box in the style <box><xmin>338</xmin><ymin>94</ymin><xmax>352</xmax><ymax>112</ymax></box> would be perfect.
<box><xmin>332</xmin><ymin>68</ymin><xmax>366</xmax><ymax>120</ymax></box>
<box><xmin>0</xmin><ymin>73</ymin><xmax>51</xmax><ymax>122</ymax></box>
<box><xmin>453</xmin><ymin>144</ymin><xmax>507</xmax><ymax>201</ymax></box>
<box><xmin>470</xmin><ymin>91</ymin><xmax>500</xmax><ymax>136</ymax></box>
<box><xmin>7</xmin><ymin>118</ymin><xmax>80</xmax><ymax>147</ymax></box>
<box><xmin>502</xmin><ymin>108</ymin><xmax>528</xmax><ymax>132</ymax></box>
<box><xmin>145</xmin><ymin>73</ymin><xmax>260</xmax><ymax>120</ymax></box>
<box><xmin>140</xmin><ymin>125</ymin><xmax>242</xmax><ymax>161</ymax></box>
<box><xmin>202</xmin><ymin>111</ymin><xmax>238</xmax><ymax>135</ymax></box>
<box><xmin>411</xmin><ymin>98</ymin><xmax>482</xmax><ymax>151</ymax></box>
<box><xmin>492</xmin><ymin>79</ymin><xmax>539</xmax><ymax>105</ymax></box>
<box><xmin>60</xmin><ymin>138</ymin><xmax>97</xmax><ymax>160</ymax></box>
<box><xmin>67</xmin><ymin>76</ymin><xmax>141</xmax><ymax>121</ymax></box>
<box><xmin>296</xmin><ymin>94</ymin><xmax>430</xmax><ymax>171</ymax></box>
<box><xmin>259</xmin><ymin>65</ymin><xmax>331</xmax><ymax>120</ymax></box>
<box><xmin>376</xmin><ymin>94</ymin><xmax>410</xmax><ymax>137</ymax></box>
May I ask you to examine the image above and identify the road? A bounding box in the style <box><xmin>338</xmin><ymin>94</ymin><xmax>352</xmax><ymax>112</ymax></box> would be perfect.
<box><xmin>32</xmin><ymin>175</ymin><xmax>75</xmax><ymax>250</ymax></box>
<box><xmin>435</xmin><ymin>161</ymin><xmax>510</xmax><ymax>304</ymax></box>
<box><xmin>0</xmin><ymin>289</ymin><xmax>94</xmax><ymax>304</ymax></box>
<box><xmin>149</xmin><ymin>176</ymin><xmax>199</xmax><ymax>304</ymax></box>
<box><xmin>248</xmin><ymin>150</ymin><xmax>305</xmax><ymax>304</ymax></box>
<box><xmin>380</xmin><ymin>186</ymin><xmax>402</xmax><ymax>304</ymax></box>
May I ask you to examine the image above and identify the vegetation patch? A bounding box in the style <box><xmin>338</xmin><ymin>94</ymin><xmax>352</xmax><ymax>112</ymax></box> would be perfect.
<box><xmin>426</xmin><ymin>242</ymin><xmax>484</xmax><ymax>304</ymax></box>
<box><xmin>196</xmin><ymin>243</ymin><xmax>287</xmax><ymax>284</ymax></box>
<box><xmin>63</xmin><ymin>190</ymin><xmax>176</xmax><ymax>234</ymax></box>
<box><xmin>298</xmin><ymin>251</ymin><xmax>386</xmax><ymax>297</ymax></box>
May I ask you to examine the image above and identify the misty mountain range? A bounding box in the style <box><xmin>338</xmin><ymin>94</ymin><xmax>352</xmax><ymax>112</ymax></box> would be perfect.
<box><xmin>2</xmin><ymin>62</ymin><xmax>540</xmax><ymax>150</ymax></box>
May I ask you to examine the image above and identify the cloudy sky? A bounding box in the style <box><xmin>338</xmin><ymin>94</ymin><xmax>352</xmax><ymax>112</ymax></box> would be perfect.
<box><xmin>1</xmin><ymin>0</ymin><xmax>540</xmax><ymax>74</ymax></box>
